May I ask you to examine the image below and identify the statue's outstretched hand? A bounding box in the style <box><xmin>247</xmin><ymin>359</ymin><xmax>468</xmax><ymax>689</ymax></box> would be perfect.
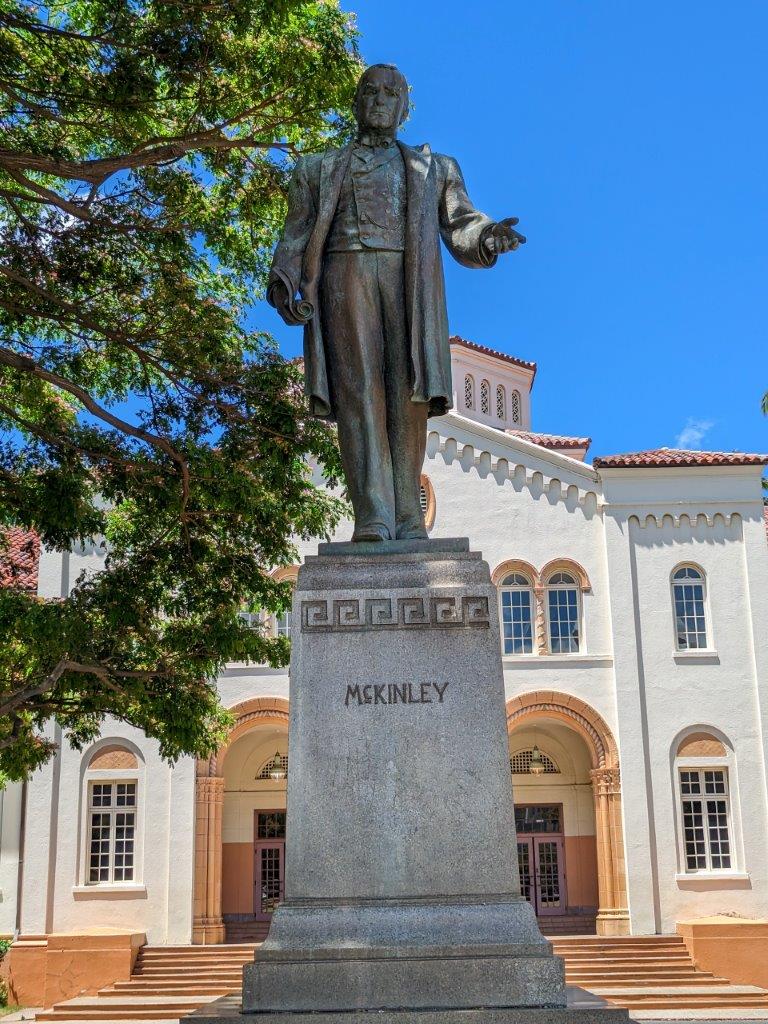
<box><xmin>484</xmin><ymin>217</ymin><xmax>527</xmax><ymax>255</ymax></box>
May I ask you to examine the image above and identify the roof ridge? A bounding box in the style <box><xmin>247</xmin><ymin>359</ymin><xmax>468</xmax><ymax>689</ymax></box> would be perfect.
<box><xmin>593</xmin><ymin>448</ymin><xmax>768</xmax><ymax>469</ymax></box>
<box><xmin>449</xmin><ymin>335</ymin><xmax>537</xmax><ymax>377</ymax></box>
<box><xmin>507</xmin><ymin>428</ymin><xmax>592</xmax><ymax>451</ymax></box>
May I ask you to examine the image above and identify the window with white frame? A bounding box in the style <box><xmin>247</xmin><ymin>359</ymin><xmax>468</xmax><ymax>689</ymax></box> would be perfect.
<box><xmin>510</xmin><ymin>389</ymin><xmax>521</xmax><ymax>424</ymax></box>
<box><xmin>87</xmin><ymin>780</ymin><xmax>137</xmax><ymax>884</ymax></box>
<box><xmin>678</xmin><ymin>768</ymin><xmax>732</xmax><ymax>872</ymax></box>
<box><xmin>496</xmin><ymin>384</ymin><xmax>506</xmax><ymax>420</ymax></box>
<box><xmin>480</xmin><ymin>379</ymin><xmax>490</xmax><ymax>415</ymax></box>
<box><xmin>546</xmin><ymin>571</ymin><xmax>580</xmax><ymax>653</ymax></box>
<box><xmin>275</xmin><ymin>605</ymin><xmax>292</xmax><ymax>638</ymax></box>
<box><xmin>239</xmin><ymin>608</ymin><xmax>263</xmax><ymax>628</ymax></box>
<box><xmin>464</xmin><ymin>374</ymin><xmax>474</xmax><ymax>410</ymax></box>
<box><xmin>672</xmin><ymin>565</ymin><xmax>708</xmax><ymax>650</ymax></box>
<box><xmin>499</xmin><ymin>572</ymin><xmax>534</xmax><ymax>655</ymax></box>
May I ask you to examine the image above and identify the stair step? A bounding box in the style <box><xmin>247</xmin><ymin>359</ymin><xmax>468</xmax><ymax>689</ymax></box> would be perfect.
<box><xmin>37</xmin><ymin>936</ymin><xmax>768</xmax><ymax>1020</ymax></box>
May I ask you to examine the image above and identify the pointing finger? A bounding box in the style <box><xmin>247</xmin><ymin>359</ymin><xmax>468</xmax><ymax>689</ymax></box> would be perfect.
<box><xmin>501</xmin><ymin>217</ymin><xmax>519</xmax><ymax>227</ymax></box>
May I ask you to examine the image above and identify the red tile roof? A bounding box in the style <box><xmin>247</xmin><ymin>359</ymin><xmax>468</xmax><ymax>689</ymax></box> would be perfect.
<box><xmin>508</xmin><ymin>429</ymin><xmax>591</xmax><ymax>454</ymax></box>
<box><xmin>593</xmin><ymin>448</ymin><xmax>768</xmax><ymax>469</ymax></box>
<box><xmin>0</xmin><ymin>528</ymin><xmax>40</xmax><ymax>592</ymax></box>
<box><xmin>449</xmin><ymin>336</ymin><xmax>537</xmax><ymax>379</ymax></box>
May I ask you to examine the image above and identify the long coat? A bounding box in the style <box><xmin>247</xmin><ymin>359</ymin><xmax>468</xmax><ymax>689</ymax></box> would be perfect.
<box><xmin>267</xmin><ymin>142</ymin><xmax>496</xmax><ymax>420</ymax></box>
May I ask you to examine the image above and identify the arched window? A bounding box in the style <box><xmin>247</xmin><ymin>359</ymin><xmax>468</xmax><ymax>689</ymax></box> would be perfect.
<box><xmin>257</xmin><ymin>751</ymin><xmax>289</xmax><ymax>780</ymax></box>
<box><xmin>672</xmin><ymin>565</ymin><xmax>708</xmax><ymax>650</ymax></box>
<box><xmin>480</xmin><ymin>379</ymin><xmax>490</xmax><ymax>415</ymax></box>
<box><xmin>464</xmin><ymin>374</ymin><xmax>474</xmax><ymax>410</ymax></box>
<box><xmin>510</xmin><ymin>749</ymin><xmax>560</xmax><ymax>775</ymax></box>
<box><xmin>496</xmin><ymin>384</ymin><xmax>506</xmax><ymax>420</ymax></box>
<box><xmin>83</xmin><ymin>744</ymin><xmax>142</xmax><ymax>886</ymax></box>
<box><xmin>545</xmin><ymin>571</ymin><xmax>580</xmax><ymax>654</ymax></box>
<box><xmin>510</xmin><ymin>390</ymin><xmax>521</xmax><ymax>424</ymax></box>
<box><xmin>499</xmin><ymin>571</ymin><xmax>534</xmax><ymax>655</ymax></box>
<box><xmin>675</xmin><ymin>731</ymin><xmax>734</xmax><ymax>873</ymax></box>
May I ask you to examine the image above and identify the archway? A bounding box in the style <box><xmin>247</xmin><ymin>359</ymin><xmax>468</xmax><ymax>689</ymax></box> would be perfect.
<box><xmin>507</xmin><ymin>693</ymin><xmax>629</xmax><ymax>937</ymax></box>
<box><xmin>193</xmin><ymin>697</ymin><xmax>289</xmax><ymax>944</ymax></box>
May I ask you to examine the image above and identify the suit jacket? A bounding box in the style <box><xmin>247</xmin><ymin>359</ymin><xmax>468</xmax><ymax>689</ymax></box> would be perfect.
<box><xmin>267</xmin><ymin>142</ymin><xmax>496</xmax><ymax>420</ymax></box>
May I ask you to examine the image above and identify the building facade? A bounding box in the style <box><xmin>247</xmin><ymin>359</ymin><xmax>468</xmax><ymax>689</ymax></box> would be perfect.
<box><xmin>2</xmin><ymin>337</ymin><xmax>767</xmax><ymax>962</ymax></box>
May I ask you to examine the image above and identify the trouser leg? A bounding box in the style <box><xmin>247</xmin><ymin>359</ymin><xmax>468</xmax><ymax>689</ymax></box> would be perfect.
<box><xmin>377</xmin><ymin>252</ymin><xmax>429</xmax><ymax>539</ymax></box>
<box><xmin>320</xmin><ymin>252</ymin><xmax>395</xmax><ymax>540</ymax></box>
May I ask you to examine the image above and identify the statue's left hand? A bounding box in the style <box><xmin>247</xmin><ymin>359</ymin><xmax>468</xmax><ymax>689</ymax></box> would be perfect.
<box><xmin>484</xmin><ymin>217</ymin><xmax>527</xmax><ymax>255</ymax></box>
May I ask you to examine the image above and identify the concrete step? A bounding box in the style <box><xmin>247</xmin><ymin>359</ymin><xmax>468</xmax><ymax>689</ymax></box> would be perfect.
<box><xmin>137</xmin><ymin>952</ymin><xmax>253</xmax><ymax>962</ymax></box>
<box><xmin>131</xmin><ymin>971</ymin><xmax>244</xmax><ymax>981</ymax></box>
<box><xmin>134</xmin><ymin>965</ymin><xmax>246</xmax><ymax>974</ymax></box>
<box><xmin>566</xmin><ymin>973</ymin><xmax>721</xmax><ymax>986</ymax></box>
<box><xmin>36</xmin><ymin>994</ymin><xmax>219</xmax><ymax>1021</ymax></box>
<box><xmin>595</xmin><ymin>984</ymin><xmax>768</xmax><ymax>1010</ymax></box>
<box><xmin>140</xmin><ymin>945</ymin><xmax>255</xmax><ymax>953</ymax></box>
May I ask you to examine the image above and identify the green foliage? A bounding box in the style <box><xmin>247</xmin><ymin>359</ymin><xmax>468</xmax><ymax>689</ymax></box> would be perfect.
<box><xmin>0</xmin><ymin>0</ymin><xmax>361</xmax><ymax>780</ymax></box>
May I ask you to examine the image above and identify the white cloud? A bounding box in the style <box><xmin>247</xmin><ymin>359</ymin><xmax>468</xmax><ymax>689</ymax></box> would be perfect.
<box><xmin>675</xmin><ymin>418</ymin><xmax>714</xmax><ymax>450</ymax></box>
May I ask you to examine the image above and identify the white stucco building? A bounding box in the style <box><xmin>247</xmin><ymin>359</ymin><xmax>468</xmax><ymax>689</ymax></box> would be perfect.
<box><xmin>2</xmin><ymin>336</ymin><xmax>767</xmax><ymax>959</ymax></box>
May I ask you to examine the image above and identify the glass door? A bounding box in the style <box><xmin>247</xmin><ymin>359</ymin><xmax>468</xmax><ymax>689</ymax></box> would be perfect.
<box><xmin>515</xmin><ymin>804</ymin><xmax>566</xmax><ymax>917</ymax></box>
<box><xmin>533</xmin><ymin>836</ymin><xmax>565</xmax><ymax>915</ymax></box>
<box><xmin>254</xmin><ymin>810</ymin><xmax>286</xmax><ymax>921</ymax></box>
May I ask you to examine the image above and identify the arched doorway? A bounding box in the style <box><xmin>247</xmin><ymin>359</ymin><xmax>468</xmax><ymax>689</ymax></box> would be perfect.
<box><xmin>507</xmin><ymin>693</ymin><xmax>629</xmax><ymax>937</ymax></box>
<box><xmin>193</xmin><ymin>697</ymin><xmax>289</xmax><ymax>944</ymax></box>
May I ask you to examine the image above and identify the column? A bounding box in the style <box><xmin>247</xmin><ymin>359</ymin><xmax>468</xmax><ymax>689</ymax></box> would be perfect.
<box><xmin>192</xmin><ymin>774</ymin><xmax>225</xmax><ymax>944</ymax></box>
<box><xmin>533</xmin><ymin>586</ymin><xmax>548</xmax><ymax>655</ymax></box>
<box><xmin>590</xmin><ymin>767</ymin><xmax>630</xmax><ymax>936</ymax></box>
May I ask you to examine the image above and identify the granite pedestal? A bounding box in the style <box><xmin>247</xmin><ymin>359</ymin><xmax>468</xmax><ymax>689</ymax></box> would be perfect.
<box><xmin>190</xmin><ymin>540</ymin><xmax>628</xmax><ymax>1024</ymax></box>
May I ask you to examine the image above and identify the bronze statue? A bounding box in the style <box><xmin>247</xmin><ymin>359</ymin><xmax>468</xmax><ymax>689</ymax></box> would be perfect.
<box><xmin>268</xmin><ymin>64</ymin><xmax>525</xmax><ymax>542</ymax></box>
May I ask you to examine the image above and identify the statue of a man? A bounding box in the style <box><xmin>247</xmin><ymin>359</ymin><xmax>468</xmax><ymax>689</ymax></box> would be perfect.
<box><xmin>268</xmin><ymin>64</ymin><xmax>525</xmax><ymax>542</ymax></box>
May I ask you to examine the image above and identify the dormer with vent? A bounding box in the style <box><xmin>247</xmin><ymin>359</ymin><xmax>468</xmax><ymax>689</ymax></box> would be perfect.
<box><xmin>449</xmin><ymin>336</ymin><xmax>536</xmax><ymax>432</ymax></box>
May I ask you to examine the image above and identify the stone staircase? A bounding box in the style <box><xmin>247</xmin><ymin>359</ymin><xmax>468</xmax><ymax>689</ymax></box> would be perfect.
<box><xmin>553</xmin><ymin>935</ymin><xmax>768</xmax><ymax>1012</ymax></box>
<box><xmin>35</xmin><ymin>944</ymin><xmax>256</xmax><ymax>1021</ymax></box>
<box><xmin>34</xmin><ymin>934</ymin><xmax>768</xmax><ymax>1020</ymax></box>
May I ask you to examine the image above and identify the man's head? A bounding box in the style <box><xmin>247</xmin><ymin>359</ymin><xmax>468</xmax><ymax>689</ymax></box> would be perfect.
<box><xmin>354</xmin><ymin>64</ymin><xmax>409</xmax><ymax>134</ymax></box>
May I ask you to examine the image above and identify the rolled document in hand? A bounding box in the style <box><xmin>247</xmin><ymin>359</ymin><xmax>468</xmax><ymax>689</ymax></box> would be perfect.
<box><xmin>292</xmin><ymin>297</ymin><xmax>315</xmax><ymax>322</ymax></box>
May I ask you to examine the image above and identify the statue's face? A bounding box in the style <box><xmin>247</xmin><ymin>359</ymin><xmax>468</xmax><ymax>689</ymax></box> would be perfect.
<box><xmin>356</xmin><ymin>67</ymin><xmax>404</xmax><ymax>133</ymax></box>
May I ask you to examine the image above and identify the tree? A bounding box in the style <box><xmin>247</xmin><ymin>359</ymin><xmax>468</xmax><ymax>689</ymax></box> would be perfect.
<box><xmin>0</xmin><ymin>0</ymin><xmax>361</xmax><ymax>781</ymax></box>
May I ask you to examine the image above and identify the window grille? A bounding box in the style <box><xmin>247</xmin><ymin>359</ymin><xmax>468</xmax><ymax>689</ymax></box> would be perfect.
<box><xmin>511</xmin><ymin>390</ymin><xmax>521</xmax><ymax>424</ymax></box>
<box><xmin>510</xmin><ymin>750</ymin><xmax>559</xmax><ymax>774</ymax></box>
<box><xmin>679</xmin><ymin>768</ymin><xmax>731</xmax><ymax>871</ymax></box>
<box><xmin>499</xmin><ymin>572</ymin><xmax>534</xmax><ymax>655</ymax></box>
<box><xmin>464</xmin><ymin>374</ymin><xmax>474</xmax><ymax>409</ymax></box>
<box><xmin>546</xmin><ymin>571</ymin><xmax>580</xmax><ymax>654</ymax></box>
<box><xmin>88</xmin><ymin>781</ymin><xmax>136</xmax><ymax>884</ymax></box>
<box><xmin>419</xmin><ymin>484</ymin><xmax>428</xmax><ymax>515</ymax></box>
<box><xmin>257</xmin><ymin>753</ymin><xmax>289</xmax><ymax>779</ymax></box>
<box><xmin>496</xmin><ymin>385</ymin><xmax>506</xmax><ymax>419</ymax></box>
<box><xmin>672</xmin><ymin>566</ymin><xmax>708</xmax><ymax>650</ymax></box>
<box><xmin>480</xmin><ymin>379</ymin><xmax>490</xmax><ymax>415</ymax></box>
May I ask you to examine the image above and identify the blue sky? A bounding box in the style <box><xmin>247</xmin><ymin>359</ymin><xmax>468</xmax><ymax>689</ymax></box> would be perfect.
<box><xmin>266</xmin><ymin>1</ymin><xmax>768</xmax><ymax>460</ymax></box>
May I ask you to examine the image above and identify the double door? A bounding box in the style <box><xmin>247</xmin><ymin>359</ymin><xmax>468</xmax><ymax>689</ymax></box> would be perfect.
<box><xmin>515</xmin><ymin>804</ymin><xmax>566</xmax><ymax>917</ymax></box>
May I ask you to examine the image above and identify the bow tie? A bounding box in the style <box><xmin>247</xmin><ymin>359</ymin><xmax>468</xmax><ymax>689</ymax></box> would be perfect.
<box><xmin>356</xmin><ymin>131</ymin><xmax>397</xmax><ymax>150</ymax></box>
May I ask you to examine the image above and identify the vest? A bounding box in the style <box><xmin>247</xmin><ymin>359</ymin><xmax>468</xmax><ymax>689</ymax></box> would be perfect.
<box><xmin>325</xmin><ymin>145</ymin><xmax>406</xmax><ymax>252</ymax></box>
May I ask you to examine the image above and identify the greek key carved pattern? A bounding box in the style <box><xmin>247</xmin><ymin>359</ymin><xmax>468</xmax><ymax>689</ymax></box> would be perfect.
<box><xmin>301</xmin><ymin>594</ymin><xmax>490</xmax><ymax>633</ymax></box>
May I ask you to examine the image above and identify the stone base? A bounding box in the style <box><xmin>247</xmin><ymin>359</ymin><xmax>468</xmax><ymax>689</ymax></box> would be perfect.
<box><xmin>189</xmin><ymin>993</ymin><xmax>630</xmax><ymax>1024</ymax></box>
<box><xmin>246</xmin><ymin>897</ymin><xmax>562</xmax><ymax>1014</ymax></box>
<box><xmin>226</xmin><ymin>543</ymin><xmax>629</xmax><ymax>1022</ymax></box>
